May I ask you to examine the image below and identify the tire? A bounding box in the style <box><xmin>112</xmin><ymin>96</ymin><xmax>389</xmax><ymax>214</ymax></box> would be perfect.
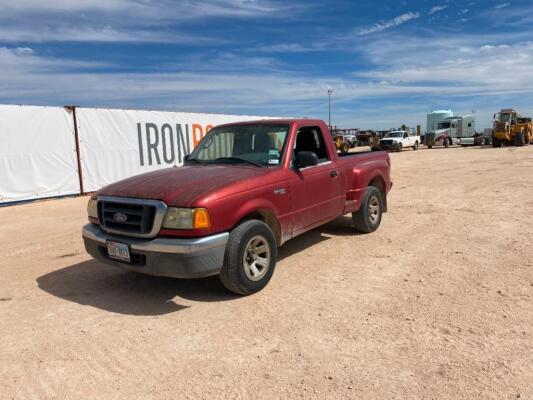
<box><xmin>514</xmin><ymin>133</ymin><xmax>525</xmax><ymax>147</ymax></box>
<box><xmin>219</xmin><ymin>220</ymin><xmax>277</xmax><ymax>295</ymax></box>
<box><xmin>492</xmin><ymin>138</ymin><xmax>500</xmax><ymax>147</ymax></box>
<box><xmin>352</xmin><ymin>186</ymin><xmax>383</xmax><ymax>234</ymax></box>
<box><xmin>412</xmin><ymin>141</ymin><xmax>419</xmax><ymax>150</ymax></box>
<box><xmin>397</xmin><ymin>143</ymin><xmax>402</xmax><ymax>152</ymax></box>
<box><xmin>444</xmin><ymin>138</ymin><xmax>450</xmax><ymax>148</ymax></box>
<box><xmin>428</xmin><ymin>145</ymin><xmax>433</xmax><ymax>149</ymax></box>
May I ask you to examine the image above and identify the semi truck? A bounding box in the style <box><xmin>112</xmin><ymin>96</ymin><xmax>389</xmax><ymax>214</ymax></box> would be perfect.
<box><xmin>425</xmin><ymin>115</ymin><xmax>476</xmax><ymax>148</ymax></box>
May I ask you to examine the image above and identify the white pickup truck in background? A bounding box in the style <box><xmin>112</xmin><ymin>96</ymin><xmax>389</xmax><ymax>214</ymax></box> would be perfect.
<box><xmin>379</xmin><ymin>130</ymin><xmax>420</xmax><ymax>151</ymax></box>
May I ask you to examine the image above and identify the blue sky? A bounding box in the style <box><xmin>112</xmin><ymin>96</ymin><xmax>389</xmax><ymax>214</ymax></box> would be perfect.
<box><xmin>1</xmin><ymin>0</ymin><xmax>533</xmax><ymax>129</ymax></box>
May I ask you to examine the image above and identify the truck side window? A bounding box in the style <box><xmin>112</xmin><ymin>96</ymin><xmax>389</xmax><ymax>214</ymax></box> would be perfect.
<box><xmin>294</xmin><ymin>126</ymin><xmax>330</xmax><ymax>164</ymax></box>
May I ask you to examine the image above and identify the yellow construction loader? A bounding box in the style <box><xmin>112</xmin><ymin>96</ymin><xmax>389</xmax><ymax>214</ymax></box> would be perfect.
<box><xmin>492</xmin><ymin>109</ymin><xmax>533</xmax><ymax>147</ymax></box>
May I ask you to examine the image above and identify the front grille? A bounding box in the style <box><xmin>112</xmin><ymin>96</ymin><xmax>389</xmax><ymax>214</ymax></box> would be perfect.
<box><xmin>98</xmin><ymin>200</ymin><xmax>156</xmax><ymax>235</ymax></box>
<box><xmin>380</xmin><ymin>140</ymin><xmax>393</xmax><ymax>145</ymax></box>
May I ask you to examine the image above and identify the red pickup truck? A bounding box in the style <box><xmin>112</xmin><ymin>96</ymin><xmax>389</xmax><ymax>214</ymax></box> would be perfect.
<box><xmin>83</xmin><ymin>119</ymin><xmax>392</xmax><ymax>294</ymax></box>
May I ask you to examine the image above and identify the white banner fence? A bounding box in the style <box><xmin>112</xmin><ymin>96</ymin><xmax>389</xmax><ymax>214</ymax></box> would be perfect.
<box><xmin>0</xmin><ymin>105</ymin><xmax>272</xmax><ymax>204</ymax></box>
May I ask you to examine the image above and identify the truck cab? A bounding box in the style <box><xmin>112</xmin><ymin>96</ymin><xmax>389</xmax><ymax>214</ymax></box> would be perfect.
<box><xmin>379</xmin><ymin>130</ymin><xmax>420</xmax><ymax>151</ymax></box>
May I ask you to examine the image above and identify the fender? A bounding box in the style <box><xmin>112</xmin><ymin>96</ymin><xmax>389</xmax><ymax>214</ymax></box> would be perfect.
<box><xmin>344</xmin><ymin>159</ymin><xmax>390</xmax><ymax>214</ymax></box>
<box><xmin>231</xmin><ymin>197</ymin><xmax>286</xmax><ymax>245</ymax></box>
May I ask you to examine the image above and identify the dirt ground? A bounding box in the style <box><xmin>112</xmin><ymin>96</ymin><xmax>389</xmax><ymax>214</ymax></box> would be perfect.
<box><xmin>1</xmin><ymin>145</ymin><xmax>532</xmax><ymax>400</ymax></box>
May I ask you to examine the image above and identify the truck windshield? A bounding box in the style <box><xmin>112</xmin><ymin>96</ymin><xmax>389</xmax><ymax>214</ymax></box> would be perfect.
<box><xmin>385</xmin><ymin>132</ymin><xmax>404</xmax><ymax>138</ymax></box>
<box><xmin>438</xmin><ymin>122</ymin><xmax>451</xmax><ymax>129</ymax></box>
<box><xmin>188</xmin><ymin>124</ymin><xmax>290</xmax><ymax>167</ymax></box>
<box><xmin>499</xmin><ymin>113</ymin><xmax>511</xmax><ymax>123</ymax></box>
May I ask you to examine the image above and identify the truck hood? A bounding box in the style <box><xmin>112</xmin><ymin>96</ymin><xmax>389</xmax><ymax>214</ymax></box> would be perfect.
<box><xmin>97</xmin><ymin>165</ymin><xmax>271</xmax><ymax>207</ymax></box>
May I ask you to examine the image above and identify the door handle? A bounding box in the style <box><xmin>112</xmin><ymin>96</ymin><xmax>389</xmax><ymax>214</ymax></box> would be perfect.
<box><xmin>330</xmin><ymin>170</ymin><xmax>338</xmax><ymax>178</ymax></box>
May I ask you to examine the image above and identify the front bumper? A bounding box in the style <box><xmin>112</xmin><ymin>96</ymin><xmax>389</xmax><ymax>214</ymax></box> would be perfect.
<box><xmin>82</xmin><ymin>224</ymin><xmax>229</xmax><ymax>279</ymax></box>
<box><xmin>379</xmin><ymin>142</ymin><xmax>401</xmax><ymax>151</ymax></box>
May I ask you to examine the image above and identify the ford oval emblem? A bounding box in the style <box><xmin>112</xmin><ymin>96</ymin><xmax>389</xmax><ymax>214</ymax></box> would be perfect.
<box><xmin>113</xmin><ymin>212</ymin><xmax>128</xmax><ymax>223</ymax></box>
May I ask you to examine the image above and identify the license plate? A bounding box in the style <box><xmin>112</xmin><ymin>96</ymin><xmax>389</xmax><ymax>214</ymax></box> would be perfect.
<box><xmin>106</xmin><ymin>241</ymin><xmax>130</xmax><ymax>263</ymax></box>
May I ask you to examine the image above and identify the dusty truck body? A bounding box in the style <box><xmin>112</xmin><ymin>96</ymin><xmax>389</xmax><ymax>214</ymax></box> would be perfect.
<box><xmin>82</xmin><ymin>119</ymin><xmax>392</xmax><ymax>294</ymax></box>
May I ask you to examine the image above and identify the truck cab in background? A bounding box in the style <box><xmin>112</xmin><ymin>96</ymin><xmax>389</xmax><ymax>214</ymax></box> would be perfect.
<box><xmin>379</xmin><ymin>130</ymin><xmax>420</xmax><ymax>152</ymax></box>
<box><xmin>426</xmin><ymin>115</ymin><xmax>476</xmax><ymax>148</ymax></box>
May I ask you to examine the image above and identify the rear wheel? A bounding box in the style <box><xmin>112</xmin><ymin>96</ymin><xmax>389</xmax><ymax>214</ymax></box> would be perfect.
<box><xmin>220</xmin><ymin>220</ymin><xmax>277</xmax><ymax>295</ymax></box>
<box><xmin>412</xmin><ymin>141</ymin><xmax>419</xmax><ymax>150</ymax></box>
<box><xmin>444</xmin><ymin>138</ymin><xmax>450</xmax><ymax>148</ymax></box>
<box><xmin>352</xmin><ymin>186</ymin><xmax>383</xmax><ymax>233</ymax></box>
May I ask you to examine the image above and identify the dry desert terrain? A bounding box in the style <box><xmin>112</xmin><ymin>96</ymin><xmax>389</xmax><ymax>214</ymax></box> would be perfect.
<box><xmin>1</xmin><ymin>145</ymin><xmax>532</xmax><ymax>399</ymax></box>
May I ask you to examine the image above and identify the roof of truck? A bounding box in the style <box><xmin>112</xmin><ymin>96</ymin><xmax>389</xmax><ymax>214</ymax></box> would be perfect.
<box><xmin>215</xmin><ymin>118</ymin><xmax>325</xmax><ymax>128</ymax></box>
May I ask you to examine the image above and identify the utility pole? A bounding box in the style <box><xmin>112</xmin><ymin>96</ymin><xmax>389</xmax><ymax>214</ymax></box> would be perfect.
<box><xmin>328</xmin><ymin>89</ymin><xmax>334</xmax><ymax>129</ymax></box>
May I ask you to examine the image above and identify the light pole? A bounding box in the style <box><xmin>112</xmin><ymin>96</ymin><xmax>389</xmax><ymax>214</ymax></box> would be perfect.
<box><xmin>328</xmin><ymin>89</ymin><xmax>334</xmax><ymax>129</ymax></box>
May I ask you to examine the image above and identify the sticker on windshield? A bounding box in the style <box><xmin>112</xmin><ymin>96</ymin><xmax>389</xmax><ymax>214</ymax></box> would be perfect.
<box><xmin>268</xmin><ymin>159</ymin><xmax>280</xmax><ymax>165</ymax></box>
<box><xmin>268</xmin><ymin>149</ymin><xmax>280</xmax><ymax>157</ymax></box>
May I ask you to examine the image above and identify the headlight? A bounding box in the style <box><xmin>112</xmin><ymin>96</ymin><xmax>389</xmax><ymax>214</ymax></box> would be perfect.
<box><xmin>162</xmin><ymin>208</ymin><xmax>211</xmax><ymax>230</ymax></box>
<box><xmin>87</xmin><ymin>198</ymin><xmax>98</xmax><ymax>219</ymax></box>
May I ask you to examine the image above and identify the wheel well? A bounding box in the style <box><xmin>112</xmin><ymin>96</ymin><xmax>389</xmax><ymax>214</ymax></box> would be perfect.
<box><xmin>368</xmin><ymin>176</ymin><xmax>387</xmax><ymax>212</ymax></box>
<box><xmin>236</xmin><ymin>209</ymin><xmax>282</xmax><ymax>246</ymax></box>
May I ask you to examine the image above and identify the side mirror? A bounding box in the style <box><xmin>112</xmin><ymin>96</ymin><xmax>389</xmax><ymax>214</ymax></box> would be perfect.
<box><xmin>295</xmin><ymin>151</ymin><xmax>318</xmax><ymax>169</ymax></box>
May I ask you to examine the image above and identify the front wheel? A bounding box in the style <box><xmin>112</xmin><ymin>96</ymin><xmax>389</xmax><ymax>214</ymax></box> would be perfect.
<box><xmin>514</xmin><ymin>133</ymin><xmax>525</xmax><ymax>147</ymax></box>
<box><xmin>352</xmin><ymin>186</ymin><xmax>383</xmax><ymax>233</ymax></box>
<box><xmin>412</xmin><ymin>141</ymin><xmax>419</xmax><ymax>150</ymax></box>
<box><xmin>444</xmin><ymin>138</ymin><xmax>450</xmax><ymax>148</ymax></box>
<box><xmin>220</xmin><ymin>220</ymin><xmax>277</xmax><ymax>295</ymax></box>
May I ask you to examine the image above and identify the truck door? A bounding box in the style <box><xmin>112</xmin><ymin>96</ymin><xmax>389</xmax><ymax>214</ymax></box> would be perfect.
<box><xmin>403</xmin><ymin>132</ymin><xmax>409</xmax><ymax>146</ymax></box>
<box><xmin>288</xmin><ymin>125</ymin><xmax>343</xmax><ymax>236</ymax></box>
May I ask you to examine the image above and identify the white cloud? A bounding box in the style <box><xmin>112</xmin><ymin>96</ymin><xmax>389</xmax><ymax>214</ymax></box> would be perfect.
<box><xmin>255</xmin><ymin>43</ymin><xmax>326</xmax><ymax>53</ymax></box>
<box><xmin>359</xmin><ymin>38</ymin><xmax>533</xmax><ymax>98</ymax></box>
<box><xmin>495</xmin><ymin>3</ymin><xmax>510</xmax><ymax>9</ymax></box>
<box><xmin>428</xmin><ymin>5</ymin><xmax>448</xmax><ymax>15</ymax></box>
<box><xmin>0</xmin><ymin>0</ymin><xmax>285</xmax><ymax>18</ymax></box>
<box><xmin>0</xmin><ymin>0</ymin><xmax>292</xmax><ymax>43</ymax></box>
<box><xmin>357</xmin><ymin>12</ymin><xmax>420</xmax><ymax>36</ymax></box>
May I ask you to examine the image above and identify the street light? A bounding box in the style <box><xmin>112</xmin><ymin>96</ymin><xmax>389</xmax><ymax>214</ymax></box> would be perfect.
<box><xmin>328</xmin><ymin>89</ymin><xmax>334</xmax><ymax>129</ymax></box>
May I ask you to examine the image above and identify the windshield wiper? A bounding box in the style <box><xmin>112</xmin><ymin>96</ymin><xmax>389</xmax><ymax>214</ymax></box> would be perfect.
<box><xmin>214</xmin><ymin>157</ymin><xmax>264</xmax><ymax>168</ymax></box>
<box><xmin>185</xmin><ymin>157</ymin><xmax>207</xmax><ymax>165</ymax></box>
